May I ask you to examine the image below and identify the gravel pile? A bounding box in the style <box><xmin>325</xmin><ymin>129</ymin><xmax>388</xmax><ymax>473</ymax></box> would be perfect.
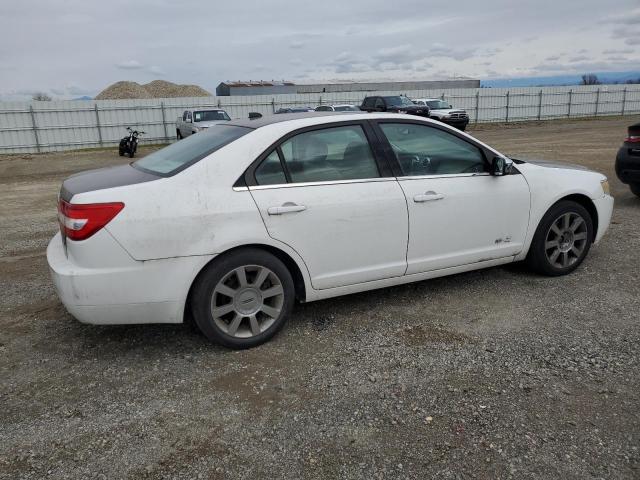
<box><xmin>95</xmin><ymin>80</ymin><xmax>211</xmax><ymax>100</ymax></box>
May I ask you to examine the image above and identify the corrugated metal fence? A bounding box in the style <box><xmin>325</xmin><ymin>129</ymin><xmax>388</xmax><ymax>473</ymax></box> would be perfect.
<box><xmin>1</xmin><ymin>84</ymin><xmax>639</xmax><ymax>153</ymax></box>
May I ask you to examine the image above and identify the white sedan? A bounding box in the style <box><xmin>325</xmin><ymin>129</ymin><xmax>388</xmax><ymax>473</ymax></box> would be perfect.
<box><xmin>48</xmin><ymin>112</ymin><xmax>614</xmax><ymax>348</ymax></box>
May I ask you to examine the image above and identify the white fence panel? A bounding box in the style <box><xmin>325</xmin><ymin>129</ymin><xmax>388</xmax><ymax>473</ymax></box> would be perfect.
<box><xmin>1</xmin><ymin>84</ymin><xmax>639</xmax><ymax>154</ymax></box>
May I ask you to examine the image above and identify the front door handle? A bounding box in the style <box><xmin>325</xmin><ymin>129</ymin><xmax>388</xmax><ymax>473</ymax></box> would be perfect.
<box><xmin>413</xmin><ymin>191</ymin><xmax>444</xmax><ymax>203</ymax></box>
<box><xmin>267</xmin><ymin>202</ymin><xmax>307</xmax><ymax>215</ymax></box>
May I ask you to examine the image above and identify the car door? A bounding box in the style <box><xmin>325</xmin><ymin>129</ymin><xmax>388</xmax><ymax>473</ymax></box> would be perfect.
<box><xmin>247</xmin><ymin>122</ymin><xmax>409</xmax><ymax>290</ymax></box>
<box><xmin>374</xmin><ymin>120</ymin><xmax>531</xmax><ymax>274</ymax></box>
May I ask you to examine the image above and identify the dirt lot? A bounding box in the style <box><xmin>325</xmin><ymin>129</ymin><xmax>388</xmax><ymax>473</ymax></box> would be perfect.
<box><xmin>1</xmin><ymin>116</ymin><xmax>639</xmax><ymax>479</ymax></box>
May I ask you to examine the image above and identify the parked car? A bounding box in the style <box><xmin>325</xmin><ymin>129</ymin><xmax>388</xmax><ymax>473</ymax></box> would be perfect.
<box><xmin>360</xmin><ymin>95</ymin><xmax>429</xmax><ymax>117</ymax></box>
<box><xmin>315</xmin><ymin>104</ymin><xmax>360</xmax><ymax>112</ymax></box>
<box><xmin>615</xmin><ymin>122</ymin><xmax>640</xmax><ymax>197</ymax></box>
<box><xmin>275</xmin><ymin>107</ymin><xmax>315</xmax><ymax>114</ymax></box>
<box><xmin>413</xmin><ymin>98</ymin><xmax>470</xmax><ymax>131</ymax></box>
<box><xmin>48</xmin><ymin>112</ymin><xmax>613</xmax><ymax>349</ymax></box>
<box><xmin>176</xmin><ymin>109</ymin><xmax>230</xmax><ymax>139</ymax></box>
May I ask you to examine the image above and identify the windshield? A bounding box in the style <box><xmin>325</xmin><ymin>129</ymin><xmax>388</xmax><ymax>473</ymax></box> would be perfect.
<box><xmin>383</xmin><ymin>96</ymin><xmax>414</xmax><ymax>107</ymax></box>
<box><xmin>133</xmin><ymin>125</ymin><xmax>251</xmax><ymax>176</ymax></box>
<box><xmin>426</xmin><ymin>100</ymin><xmax>451</xmax><ymax>109</ymax></box>
<box><xmin>334</xmin><ymin>105</ymin><xmax>359</xmax><ymax>111</ymax></box>
<box><xmin>193</xmin><ymin>110</ymin><xmax>231</xmax><ymax>122</ymax></box>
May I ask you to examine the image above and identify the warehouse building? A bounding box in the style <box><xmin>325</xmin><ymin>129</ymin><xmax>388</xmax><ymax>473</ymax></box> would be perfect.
<box><xmin>216</xmin><ymin>78</ymin><xmax>479</xmax><ymax>96</ymax></box>
<box><xmin>216</xmin><ymin>81</ymin><xmax>296</xmax><ymax>96</ymax></box>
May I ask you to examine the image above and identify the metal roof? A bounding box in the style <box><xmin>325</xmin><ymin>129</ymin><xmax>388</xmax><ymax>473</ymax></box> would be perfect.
<box><xmin>220</xmin><ymin>80</ymin><xmax>296</xmax><ymax>87</ymax></box>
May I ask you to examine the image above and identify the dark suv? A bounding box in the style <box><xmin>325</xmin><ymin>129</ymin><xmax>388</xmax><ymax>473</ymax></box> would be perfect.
<box><xmin>360</xmin><ymin>96</ymin><xmax>430</xmax><ymax>117</ymax></box>
<box><xmin>615</xmin><ymin>122</ymin><xmax>640</xmax><ymax>197</ymax></box>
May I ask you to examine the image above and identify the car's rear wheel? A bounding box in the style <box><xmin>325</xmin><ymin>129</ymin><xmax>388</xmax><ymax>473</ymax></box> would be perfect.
<box><xmin>630</xmin><ymin>183</ymin><xmax>640</xmax><ymax>197</ymax></box>
<box><xmin>190</xmin><ymin>248</ymin><xmax>295</xmax><ymax>349</ymax></box>
<box><xmin>526</xmin><ymin>200</ymin><xmax>593</xmax><ymax>276</ymax></box>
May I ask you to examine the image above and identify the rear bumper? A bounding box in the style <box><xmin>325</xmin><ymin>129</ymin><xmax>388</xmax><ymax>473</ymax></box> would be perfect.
<box><xmin>47</xmin><ymin>232</ymin><xmax>214</xmax><ymax>325</ymax></box>
<box><xmin>593</xmin><ymin>194</ymin><xmax>614</xmax><ymax>245</ymax></box>
<box><xmin>615</xmin><ymin>146</ymin><xmax>640</xmax><ymax>184</ymax></box>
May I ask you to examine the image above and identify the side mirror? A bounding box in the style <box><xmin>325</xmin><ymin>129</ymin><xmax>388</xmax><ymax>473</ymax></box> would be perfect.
<box><xmin>491</xmin><ymin>156</ymin><xmax>513</xmax><ymax>176</ymax></box>
<box><xmin>248</xmin><ymin>112</ymin><xmax>263</xmax><ymax>120</ymax></box>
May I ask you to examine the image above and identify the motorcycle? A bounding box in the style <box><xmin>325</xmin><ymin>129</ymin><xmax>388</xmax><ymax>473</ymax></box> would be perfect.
<box><xmin>118</xmin><ymin>127</ymin><xmax>145</xmax><ymax>158</ymax></box>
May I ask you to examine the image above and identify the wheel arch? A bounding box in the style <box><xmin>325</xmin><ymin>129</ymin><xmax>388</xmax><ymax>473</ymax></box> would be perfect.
<box><xmin>183</xmin><ymin>243</ymin><xmax>309</xmax><ymax>325</ymax></box>
<box><xmin>557</xmin><ymin>193</ymin><xmax>599</xmax><ymax>241</ymax></box>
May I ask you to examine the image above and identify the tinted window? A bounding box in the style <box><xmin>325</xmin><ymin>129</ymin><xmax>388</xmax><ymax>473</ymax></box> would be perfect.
<box><xmin>194</xmin><ymin>110</ymin><xmax>230</xmax><ymax>122</ymax></box>
<box><xmin>133</xmin><ymin>125</ymin><xmax>251</xmax><ymax>175</ymax></box>
<box><xmin>279</xmin><ymin>125</ymin><xmax>379</xmax><ymax>183</ymax></box>
<box><xmin>362</xmin><ymin>97</ymin><xmax>375</xmax><ymax>108</ymax></box>
<box><xmin>315</xmin><ymin>106</ymin><xmax>332</xmax><ymax>111</ymax></box>
<box><xmin>375</xmin><ymin>98</ymin><xmax>385</xmax><ymax>109</ymax></box>
<box><xmin>383</xmin><ymin>96</ymin><xmax>414</xmax><ymax>107</ymax></box>
<box><xmin>379</xmin><ymin>123</ymin><xmax>485</xmax><ymax>176</ymax></box>
<box><xmin>255</xmin><ymin>150</ymin><xmax>287</xmax><ymax>185</ymax></box>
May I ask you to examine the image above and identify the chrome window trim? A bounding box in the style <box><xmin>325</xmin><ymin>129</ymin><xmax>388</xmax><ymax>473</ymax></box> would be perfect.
<box><xmin>397</xmin><ymin>172</ymin><xmax>491</xmax><ymax>180</ymax></box>
<box><xmin>241</xmin><ymin>177</ymin><xmax>398</xmax><ymax>191</ymax></box>
<box><xmin>233</xmin><ymin>173</ymin><xmax>490</xmax><ymax>191</ymax></box>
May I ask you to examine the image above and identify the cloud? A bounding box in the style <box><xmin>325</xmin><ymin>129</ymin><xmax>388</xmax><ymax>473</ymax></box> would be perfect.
<box><xmin>568</xmin><ymin>55</ymin><xmax>590</xmax><ymax>62</ymax></box>
<box><xmin>625</xmin><ymin>37</ymin><xmax>640</xmax><ymax>45</ymax></box>
<box><xmin>116</xmin><ymin>60</ymin><xmax>144</xmax><ymax>70</ymax></box>
<box><xmin>289</xmin><ymin>41</ymin><xmax>304</xmax><ymax>49</ymax></box>
<box><xmin>545</xmin><ymin>55</ymin><xmax>561</xmax><ymax>62</ymax></box>
<box><xmin>603</xmin><ymin>48</ymin><xmax>633</xmax><ymax>54</ymax></box>
<box><xmin>602</xmin><ymin>8</ymin><xmax>640</xmax><ymax>25</ymax></box>
<box><xmin>427</xmin><ymin>43</ymin><xmax>476</xmax><ymax>61</ymax></box>
<box><xmin>148</xmin><ymin>65</ymin><xmax>165</xmax><ymax>75</ymax></box>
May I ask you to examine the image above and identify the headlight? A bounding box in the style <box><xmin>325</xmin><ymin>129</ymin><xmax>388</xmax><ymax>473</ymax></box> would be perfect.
<box><xmin>601</xmin><ymin>179</ymin><xmax>610</xmax><ymax>195</ymax></box>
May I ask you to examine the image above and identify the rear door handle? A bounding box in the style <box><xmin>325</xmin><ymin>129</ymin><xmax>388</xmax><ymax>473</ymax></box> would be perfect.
<box><xmin>413</xmin><ymin>191</ymin><xmax>444</xmax><ymax>203</ymax></box>
<box><xmin>267</xmin><ymin>202</ymin><xmax>307</xmax><ymax>215</ymax></box>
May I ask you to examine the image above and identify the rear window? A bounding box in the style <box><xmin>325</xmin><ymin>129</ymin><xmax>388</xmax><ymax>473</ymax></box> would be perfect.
<box><xmin>133</xmin><ymin>125</ymin><xmax>251</xmax><ymax>176</ymax></box>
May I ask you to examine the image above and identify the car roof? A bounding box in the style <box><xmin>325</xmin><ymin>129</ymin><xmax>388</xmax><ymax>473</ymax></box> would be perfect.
<box><xmin>413</xmin><ymin>98</ymin><xmax>440</xmax><ymax>102</ymax></box>
<box><xmin>228</xmin><ymin>111</ymin><xmax>368</xmax><ymax>129</ymax></box>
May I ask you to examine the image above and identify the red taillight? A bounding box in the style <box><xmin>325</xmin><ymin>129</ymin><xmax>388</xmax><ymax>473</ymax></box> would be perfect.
<box><xmin>58</xmin><ymin>200</ymin><xmax>124</xmax><ymax>241</ymax></box>
<box><xmin>625</xmin><ymin>135</ymin><xmax>640</xmax><ymax>143</ymax></box>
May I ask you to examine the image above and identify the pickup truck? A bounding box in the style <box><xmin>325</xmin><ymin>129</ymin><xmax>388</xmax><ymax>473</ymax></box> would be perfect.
<box><xmin>412</xmin><ymin>98</ymin><xmax>469</xmax><ymax>131</ymax></box>
<box><xmin>360</xmin><ymin>95</ymin><xmax>430</xmax><ymax>118</ymax></box>
<box><xmin>176</xmin><ymin>109</ymin><xmax>231</xmax><ymax>139</ymax></box>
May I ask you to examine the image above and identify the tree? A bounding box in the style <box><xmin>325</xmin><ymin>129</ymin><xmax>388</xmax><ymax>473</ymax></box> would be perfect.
<box><xmin>32</xmin><ymin>92</ymin><xmax>52</xmax><ymax>101</ymax></box>
<box><xmin>581</xmin><ymin>74</ymin><xmax>600</xmax><ymax>86</ymax></box>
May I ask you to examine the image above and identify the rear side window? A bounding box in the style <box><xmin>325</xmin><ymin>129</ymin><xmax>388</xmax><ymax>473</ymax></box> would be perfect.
<box><xmin>255</xmin><ymin>150</ymin><xmax>287</xmax><ymax>185</ymax></box>
<box><xmin>379</xmin><ymin>123</ymin><xmax>486</xmax><ymax>176</ymax></box>
<box><xmin>362</xmin><ymin>97</ymin><xmax>375</xmax><ymax>108</ymax></box>
<box><xmin>278</xmin><ymin>125</ymin><xmax>379</xmax><ymax>183</ymax></box>
<box><xmin>133</xmin><ymin>125</ymin><xmax>251</xmax><ymax>176</ymax></box>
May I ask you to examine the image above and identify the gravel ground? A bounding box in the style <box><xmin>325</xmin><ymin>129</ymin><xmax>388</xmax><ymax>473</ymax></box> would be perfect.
<box><xmin>1</xmin><ymin>116</ymin><xmax>639</xmax><ymax>479</ymax></box>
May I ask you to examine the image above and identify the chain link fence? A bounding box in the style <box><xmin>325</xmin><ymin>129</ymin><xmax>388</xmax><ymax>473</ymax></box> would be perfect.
<box><xmin>1</xmin><ymin>85</ymin><xmax>639</xmax><ymax>153</ymax></box>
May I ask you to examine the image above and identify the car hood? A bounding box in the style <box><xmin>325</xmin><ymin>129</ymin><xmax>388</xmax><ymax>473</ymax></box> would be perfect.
<box><xmin>195</xmin><ymin>120</ymin><xmax>229</xmax><ymax>128</ymax></box>
<box><xmin>514</xmin><ymin>158</ymin><xmax>589</xmax><ymax>171</ymax></box>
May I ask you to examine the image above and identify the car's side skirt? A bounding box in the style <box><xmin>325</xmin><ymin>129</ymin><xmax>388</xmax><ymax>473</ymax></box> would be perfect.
<box><xmin>304</xmin><ymin>256</ymin><xmax>516</xmax><ymax>302</ymax></box>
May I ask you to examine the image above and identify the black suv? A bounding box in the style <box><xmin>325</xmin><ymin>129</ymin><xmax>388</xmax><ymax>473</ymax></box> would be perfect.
<box><xmin>615</xmin><ymin>122</ymin><xmax>640</xmax><ymax>197</ymax></box>
<box><xmin>360</xmin><ymin>96</ymin><xmax>430</xmax><ymax>117</ymax></box>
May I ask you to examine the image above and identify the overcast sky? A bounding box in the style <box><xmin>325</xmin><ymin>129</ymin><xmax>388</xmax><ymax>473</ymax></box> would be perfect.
<box><xmin>0</xmin><ymin>0</ymin><xmax>639</xmax><ymax>99</ymax></box>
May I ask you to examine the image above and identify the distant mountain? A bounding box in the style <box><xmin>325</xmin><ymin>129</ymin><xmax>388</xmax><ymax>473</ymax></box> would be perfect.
<box><xmin>72</xmin><ymin>95</ymin><xmax>93</xmax><ymax>100</ymax></box>
<box><xmin>481</xmin><ymin>71</ymin><xmax>640</xmax><ymax>88</ymax></box>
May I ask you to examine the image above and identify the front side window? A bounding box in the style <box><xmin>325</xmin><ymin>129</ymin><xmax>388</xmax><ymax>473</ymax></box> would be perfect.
<box><xmin>277</xmin><ymin>125</ymin><xmax>379</xmax><ymax>183</ymax></box>
<box><xmin>315</xmin><ymin>106</ymin><xmax>332</xmax><ymax>111</ymax></box>
<box><xmin>427</xmin><ymin>100</ymin><xmax>451</xmax><ymax>110</ymax></box>
<box><xmin>379</xmin><ymin>123</ymin><xmax>486</xmax><ymax>176</ymax></box>
<box><xmin>134</xmin><ymin>125</ymin><xmax>251</xmax><ymax>175</ymax></box>
<box><xmin>383</xmin><ymin>96</ymin><xmax>414</xmax><ymax>108</ymax></box>
<box><xmin>194</xmin><ymin>110</ymin><xmax>231</xmax><ymax>122</ymax></box>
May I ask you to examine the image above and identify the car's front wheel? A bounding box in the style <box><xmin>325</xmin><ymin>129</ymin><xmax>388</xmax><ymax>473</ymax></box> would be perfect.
<box><xmin>526</xmin><ymin>200</ymin><xmax>594</xmax><ymax>276</ymax></box>
<box><xmin>190</xmin><ymin>248</ymin><xmax>295</xmax><ymax>349</ymax></box>
<box><xmin>630</xmin><ymin>183</ymin><xmax>640</xmax><ymax>197</ymax></box>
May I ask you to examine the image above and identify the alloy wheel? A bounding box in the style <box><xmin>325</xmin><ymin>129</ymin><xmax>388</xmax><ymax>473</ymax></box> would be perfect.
<box><xmin>210</xmin><ymin>265</ymin><xmax>285</xmax><ymax>338</ymax></box>
<box><xmin>544</xmin><ymin>212</ymin><xmax>588</xmax><ymax>269</ymax></box>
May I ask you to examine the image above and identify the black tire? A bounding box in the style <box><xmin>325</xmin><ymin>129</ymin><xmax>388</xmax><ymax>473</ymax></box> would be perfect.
<box><xmin>459</xmin><ymin>125</ymin><xmax>467</xmax><ymax>132</ymax></box>
<box><xmin>177</xmin><ymin>129</ymin><xmax>182</xmax><ymax>140</ymax></box>
<box><xmin>630</xmin><ymin>183</ymin><xmax>640</xmax><ymax>197</ymax></box>
<box><xmin>118</xmin><ymin>149</ymin><xmax>124</xmax><ymax>157</ymax></box>
<box><xmin>526</xmin><ymin>200</ymin><xmax>594</xmax><ymax>276</ymax></box>
<box><xmin>190</xmin><ymin>248</ymin><xmax>295</xmax><ymax>349</ymax></box>
<box><xmin>128</xmin><ymin>150</ymin><xmax>135</xmax><ymax>158</ymax></box>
